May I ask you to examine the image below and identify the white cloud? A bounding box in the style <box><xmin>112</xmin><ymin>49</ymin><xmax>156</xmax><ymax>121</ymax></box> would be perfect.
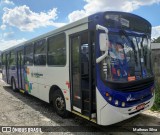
<box><xmin>68</xmin><ymin>0</ymin><xmax>160</xmax><ymax>22</ymax></box>
<box><xmin>0</xmin><ymin>0</ymin><xmax>14</xmax><ymax>6</ymax></box>
<box><xmin>3</xmin><ymin>0</ymin><xmax>14</xmax><ymax>5</ymax></box>
<box><xmin>0</xmin><ymin>38</ymin><xmax>26</xmax><ymax>51</ymax></box>
<box><xmin>1</xmin><ymin>5</ymin><xmax>66</xmax><ymax>31</ymax></box>
<box><xmin>68</xmin><ymin>10</ymin><xmax>86</xmax><ymax>23</ymax></box>
<box><xmin>152</xmin><ymin>26</ymin><xmax>160</xmax><ymax>39</ymax></box>
<box><xmin>0</xmin><ymin>24</ymin><xmax>6</xmax><ymax>30</ymax></box>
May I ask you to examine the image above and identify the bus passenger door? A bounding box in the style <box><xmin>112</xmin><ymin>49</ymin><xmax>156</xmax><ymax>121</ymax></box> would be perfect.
<box><xmin>70</xmin><ymin>35</ymin><xmax>82</xmax><ymax>112</ymax></box>
<box><xmin>70</xmin><ymin>31</ymin><xmax>96</xmax><ymax>119</ymax></box>
<box><xmin>17</xmin><ymin>50</ymin><xmax>24</xmax><ymax>89</ymax></box>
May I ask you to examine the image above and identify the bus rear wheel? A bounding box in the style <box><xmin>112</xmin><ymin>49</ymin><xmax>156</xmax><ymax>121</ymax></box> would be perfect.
<box><xmin>11</xmin><ymin>78</ymin><xmax>17</xmax><ymax>92</ymax></box>
<box><xmin>53</xmin><ymin>90</ymin><xmax>69</xmax><ymax>118</ymax></box>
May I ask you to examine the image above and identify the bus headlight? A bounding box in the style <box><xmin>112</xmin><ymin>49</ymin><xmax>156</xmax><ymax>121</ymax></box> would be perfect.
<box><xmin>122</xmin><ymin>102</ymin><xmax>125</xmax><ymax>107</ymax></box>
<box><xmin>108</xmin><ymin>96</ymin><xmax>112</xmax><ymax>101</ymax></box>
<box><xmin>115</xmin><ymin>100</ymin><xmax>119</xmax><ymax>106</ymax></box>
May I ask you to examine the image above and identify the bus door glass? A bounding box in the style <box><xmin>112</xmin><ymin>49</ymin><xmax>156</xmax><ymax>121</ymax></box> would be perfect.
<box><xmin>17</xmin><ymin>50</ymin><xmax>24</xmax><ymax>89</ymax></box>
<box><xmin>70</xmin><ymin>35</ymin><xmax>82</xmax><ymax>112</ymax></box>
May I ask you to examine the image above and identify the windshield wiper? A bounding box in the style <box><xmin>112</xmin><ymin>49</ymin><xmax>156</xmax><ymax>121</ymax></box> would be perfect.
<box><xmin>140</xmin><ymin>34</ymin><xmax>149</xmax><ymax>67</ymax></box>
<box><xmin>119</xmin><ymin>30</ymin><xmax>138</xmax><ymax>65</ymax></box>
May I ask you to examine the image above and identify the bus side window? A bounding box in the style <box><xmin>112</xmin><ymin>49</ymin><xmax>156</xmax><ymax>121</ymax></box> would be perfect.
<box><xmin>34</xmin><ymin>39</ymin><xmax>46</xmax><ymax>65</ymax></box>
<box><xmin>24</xmin><ymin>44</ymin><xmax>34</xmax><ymax>66</ymax></box>
<box><xmin>47</xmin><ymin>33</ymin><xmax>66</xmax><ymax>66</ymax></box>
<box><xmin>10</xmin><ymin>51</ymin><xmax>16</xmax><ymax>70</ymax></box>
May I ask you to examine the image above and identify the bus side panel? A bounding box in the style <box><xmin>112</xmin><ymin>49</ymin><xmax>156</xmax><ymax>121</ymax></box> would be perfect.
<box><xmin>24</xmin><ymin>66</ymin><xmax>38</xmax><ymax>96</ymax></box>
<box><xmin>38</xmin><ymin>66</ymin><xmax>69</xmax><ymax>103</ymax></box>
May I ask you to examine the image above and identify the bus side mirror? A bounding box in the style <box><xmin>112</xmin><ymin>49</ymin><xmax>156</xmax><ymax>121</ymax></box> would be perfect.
<box><xmin>99</xmin><ymin>33</ymin><xmax>109</xmax><ymax>52</ymax></box>
<box><xmin>96</xmin><ymin>34</ymin><xmax>109</xmax><ymax>63</ymax></box>
<box><xmin>96</xmin><ymin>24</ymin><xmax>109</xmax><ymax>63</ymax></box>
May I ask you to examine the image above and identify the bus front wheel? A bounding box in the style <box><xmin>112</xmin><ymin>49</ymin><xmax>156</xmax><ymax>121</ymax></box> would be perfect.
<box><xmin>53</xmin><ymin>90</ymin><xmax>69</xmax><ymax>118</ymax></box>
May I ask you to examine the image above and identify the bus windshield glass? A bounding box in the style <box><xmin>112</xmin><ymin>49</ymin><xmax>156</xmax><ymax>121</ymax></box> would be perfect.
<box><xmin>101</xmin><ymin>32</ymin><xmax>152</xmax><ymax>82</ymax></box>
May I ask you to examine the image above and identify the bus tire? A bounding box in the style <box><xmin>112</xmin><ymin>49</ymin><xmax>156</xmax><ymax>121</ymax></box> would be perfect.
<box><xmin>53</xmin><ymin>90</ymin><xmax>69</xmax><ymax>118</ymax></box>
<box><xmin>11</xmin><ymin>78</ymin><xmax>17</xmax><ymax>92</ymax></box>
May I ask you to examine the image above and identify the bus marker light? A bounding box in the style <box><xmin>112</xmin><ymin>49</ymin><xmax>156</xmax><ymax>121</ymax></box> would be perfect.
<box><xmin>122</xmin><ymin>102</ymin><xmax>125</xmax><ymax>107</ymax></box>
<box><xmin>108</xmin><ymin>96</ymin><xmax>112</xmax><ymax>101</ymax></box>
<box><xmin>105</xmin><ymin>92</ymin><xmax>109</xmax><ymax>97</ymax></box>
<box><xmin>115</xmin><ymin>100</ymin><xmax>119</xmax><ymax>106</ymax></box>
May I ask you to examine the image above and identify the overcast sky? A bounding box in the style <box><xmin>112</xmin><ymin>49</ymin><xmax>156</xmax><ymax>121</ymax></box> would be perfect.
<box><xmin>0</xmin><ymin>0</ymin><xmax>160</xmax><ymax>50</ymax></box>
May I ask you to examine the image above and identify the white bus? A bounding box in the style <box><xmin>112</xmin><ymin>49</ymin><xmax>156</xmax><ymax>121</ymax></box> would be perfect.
<box><xmin>1</xmin><ymin>11</ymin><xmax>155</xmax><ymax>125</ymax></box>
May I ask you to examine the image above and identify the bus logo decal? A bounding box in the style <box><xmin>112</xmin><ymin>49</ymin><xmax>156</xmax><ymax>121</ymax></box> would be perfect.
<box><xmin>127</xmin><ymin>94</ymin><xmax>136</xmax><ymax>101</ymax></box>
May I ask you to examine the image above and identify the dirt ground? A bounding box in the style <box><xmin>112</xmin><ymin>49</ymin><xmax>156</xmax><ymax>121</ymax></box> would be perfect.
<box><xmin>0</xmin><ymin>73</ymin><xmax>160</xmax><ymax>135</ymax></box>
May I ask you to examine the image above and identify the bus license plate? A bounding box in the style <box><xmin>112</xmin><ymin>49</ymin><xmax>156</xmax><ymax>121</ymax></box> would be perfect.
<box><xmin>136</xmin><ymin>103</ymin><xmax>145</xmax><ymax>110</ymax></box>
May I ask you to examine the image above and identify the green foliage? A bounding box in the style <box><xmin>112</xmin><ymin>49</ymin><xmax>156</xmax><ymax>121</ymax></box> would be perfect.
<box><xmin>152</xmin><ymin>36</ymin><xmax>160</xmax><ymax>43</ymax></box>
<box><xmin>151</xmin><ymin>82</ymin><xmax>160</xmax><ymax>111</ymax></box>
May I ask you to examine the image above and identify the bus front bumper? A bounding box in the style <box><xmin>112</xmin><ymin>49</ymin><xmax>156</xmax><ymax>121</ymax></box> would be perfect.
<box><xmin>97</xmin><ymin>94</ymin><xmax>155</xmax><ymax>126</ymax></box>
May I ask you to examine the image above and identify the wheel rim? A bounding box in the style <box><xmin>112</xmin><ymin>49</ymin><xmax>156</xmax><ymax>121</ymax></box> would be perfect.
<box><xmin>55</xmin><ymin>96</ymin><xmax>64</xmax><ymax>111</ymax></box>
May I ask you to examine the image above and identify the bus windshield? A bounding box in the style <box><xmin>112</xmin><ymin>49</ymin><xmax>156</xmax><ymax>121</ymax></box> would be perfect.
<box><xmin>101</xmin><ymin>32</ymin><xmax>152</xmax><ymax>82</ymax></box>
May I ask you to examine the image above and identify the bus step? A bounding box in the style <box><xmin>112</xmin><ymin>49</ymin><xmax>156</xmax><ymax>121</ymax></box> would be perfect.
<box><xmin>82</xmin><ymin>111</ymin><xmax>96</xmax><ymax>119</ymax></box>
<box><xmin>72</xmin><ymin>111</ymin><xmax>96</xmax><ymax>123</ymax></box>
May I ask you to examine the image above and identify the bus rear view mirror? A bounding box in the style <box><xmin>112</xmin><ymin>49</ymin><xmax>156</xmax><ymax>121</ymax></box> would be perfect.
<box><xmin>96</xmin><ymin>33</ymin><xmax>109</xmax><ymax>63</ymax></box>
<box><xmin>99</xmin><ymin>33</ymin><xmax>109</xmax><ymax>52</ymax></box>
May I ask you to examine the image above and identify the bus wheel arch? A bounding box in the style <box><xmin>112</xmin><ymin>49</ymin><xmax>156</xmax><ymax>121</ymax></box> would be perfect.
<box><xmin>49</xmin><ymin>85</ymin><xmax>69</xmax><ymax>118</ymax></box>
<box><xmin>49</xmin><ymin>85</ymin><xmax>61</xmax><ymax>103</ymax></box>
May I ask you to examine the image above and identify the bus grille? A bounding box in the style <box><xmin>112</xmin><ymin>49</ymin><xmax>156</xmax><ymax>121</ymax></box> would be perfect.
<box><xmin>106</xmin><ymin>77</ymin><xmax>154</xmax><ymax>92</ymax></box>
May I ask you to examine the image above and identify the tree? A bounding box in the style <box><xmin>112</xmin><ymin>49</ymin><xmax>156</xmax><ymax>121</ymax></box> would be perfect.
<box><xmin>153</xmin><ymin>36</ymin><xmax>160</xmax><ymax>43</ymax></box>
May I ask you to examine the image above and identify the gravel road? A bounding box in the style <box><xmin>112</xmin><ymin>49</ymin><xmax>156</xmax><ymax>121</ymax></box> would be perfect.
<box><xmin>0</xmin><ymin>73</ymin><xmax>160</xmax><ymax>135</ymax></box>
